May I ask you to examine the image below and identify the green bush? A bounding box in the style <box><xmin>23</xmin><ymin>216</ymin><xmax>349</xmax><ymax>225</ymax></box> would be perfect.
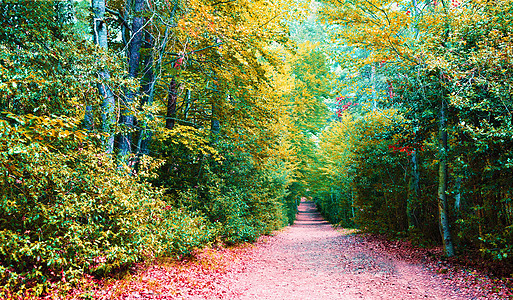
<box><xmin>153</xmin><ymin>137</ymin><xmax>293</xmax><ymax>244</ymax></box>
<box><xmin>0</xmin><ymin>115</ymin><xmax>215</xmax><ymax>295</ymax></box>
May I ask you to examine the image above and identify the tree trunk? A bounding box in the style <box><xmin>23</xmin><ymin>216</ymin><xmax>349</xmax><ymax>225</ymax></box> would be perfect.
<box><xmin>127</xmin><ymin>0</ymin><xmax>145</xmax><ymax>80</ymax></box>
<box><xmin>407</xmin><ymin>150</ymin><xmax>420</xmax><ymax>229</ymax></box>
<box><xmin>83</xmin><ymin>105</ymin><xmax>93</xmax><ymax>131</ymax></box>
<box><xmin>454</xmin><ymin>175</ymin><xmax>462</xmax><ymax>211</ymax></box>
<box><xmin>407</xmin><ymin>119</ymin><xmax>421</xmax><ymax>229</ymax></box>
<box><xmin>136</xmin><ymin>31</ymin><xmax>155</xmax><ymax>157</ymax></box>
<box><xmin>57</xmin><ymin>0</ymin><xmax>76</xmax><ymax>25</ymax></box>
<box><xmin>118</xmin><ymin>0</ymin><xmax>145</xmax><ymax>159</ymax></box>
<box><xmin>409</xmin><ymin>1</ymin><xmax>422</xmax><ymax>228</ymax></box>
<box><xmin>184</xmin><ymin>89</ymin><xmax>192</xmax><ymax>119</ymax></box>
<box><xmin>211</xmin><ymin>103</ymin><xmax>220</xmax><ymax>143</ymax></box>
<box><xmin>92</xmin><ymin>0</ymin><xmax>115</xmax><ymax>153</ymax></box>
<box><xmin>99</xmin><ymin>70</ymin><xmax>116</xmax><ymax>154</ymax></box>
<box><xmin>165</xmin><ymin>78</ymin><xmax>178</xmax><ymax>130</ymax></box>
<box><xmin>438</xmin><ymin>99</ymin><xmax>455</xmax><ymax>257</ymax></box>
<box><xmin>370</xmin><ymin>63</ymin><xmax>377</xmax><ymax>111</ymax></box>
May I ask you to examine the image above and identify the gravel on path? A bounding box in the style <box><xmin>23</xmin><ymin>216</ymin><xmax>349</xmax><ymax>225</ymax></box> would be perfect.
<box><xmin>98</xmin><ymin>200</ymin><xmax>511</xmax><ymax>300</ymax></box>
<box><xmin>229</xmin><ymin>200</ymin><xmax>510</xmax><ymax>300</ymax></box>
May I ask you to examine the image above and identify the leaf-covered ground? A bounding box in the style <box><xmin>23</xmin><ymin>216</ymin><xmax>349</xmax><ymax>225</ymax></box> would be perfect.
<box><xmin>66</xmin><ymin>201</ymin><xmax>512</xmax><ymax>299</ymax></box>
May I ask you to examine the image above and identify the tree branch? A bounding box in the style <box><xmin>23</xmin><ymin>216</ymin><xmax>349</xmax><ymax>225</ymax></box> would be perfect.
<box><xmin>105</xmin><ymin>7</ymin><xmax>130</xmax><ymax>30</ymax></box>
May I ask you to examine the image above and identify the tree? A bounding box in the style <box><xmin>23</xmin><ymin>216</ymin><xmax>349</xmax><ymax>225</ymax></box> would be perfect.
<box><xmin>92</xmin><ymin>0</ymin><xmax>116</xmax><ymax>153</ymax></box>
<box><xmin>319</xmin><ymin>0</ymin><xmax>460</xmax><ymax>256</ymax></box>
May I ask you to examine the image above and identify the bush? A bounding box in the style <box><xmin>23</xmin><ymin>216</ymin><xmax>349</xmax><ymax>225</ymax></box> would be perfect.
<box><xmin>0</xmin><ymin>115</ymin><xmax>215</xmax><ymax>296</ymax></box>
<box><xmin>153</xmin><ymin>136</ymin><xmax>293</xmax><ymax>245</ymax></box>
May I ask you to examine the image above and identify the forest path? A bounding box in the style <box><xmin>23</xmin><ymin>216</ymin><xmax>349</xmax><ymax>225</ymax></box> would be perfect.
<box><xmin>111</xmin><ymin>200</ymin><xmax>510</xmax><ymax>299</ymax></box>
<box><xmin>228</xmin><ymin>200</ymin><xmax>494</xmax><ymax>300</ymax></box>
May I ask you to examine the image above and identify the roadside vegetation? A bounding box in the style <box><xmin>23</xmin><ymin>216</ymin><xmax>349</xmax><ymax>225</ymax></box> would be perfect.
<box><xmin>1</xmin><ymin>0</ymin><xmax>512</xmax><ymax>297</ymax></box>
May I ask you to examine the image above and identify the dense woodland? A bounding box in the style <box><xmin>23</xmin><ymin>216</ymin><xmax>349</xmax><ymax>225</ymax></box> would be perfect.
<box><xmin>0</xmin><ymin>0</ymin><xmax>512</xmax><ymax>297</ymax></box>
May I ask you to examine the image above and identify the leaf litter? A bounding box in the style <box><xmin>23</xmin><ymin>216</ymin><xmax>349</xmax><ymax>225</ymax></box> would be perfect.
<box><xmin>70</xmin><ymin>201</ymin><xmax>512</xmax><ymax>299</ymax></box>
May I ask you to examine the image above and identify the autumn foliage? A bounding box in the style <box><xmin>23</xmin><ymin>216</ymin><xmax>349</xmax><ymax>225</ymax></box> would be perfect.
<box><xmin>312</xmin><ymin>0</ymin><xmax>513</xmax><ymax>274</ymax></box>
<box><xmin>0</xmin><ymin>0</ymin><xmax>305</xmax><ymax>296</ymax></box>
<box><xmin>2</xmin><ymin>0</ymin><xmax>513</xmax><ymax>297</ymax></box>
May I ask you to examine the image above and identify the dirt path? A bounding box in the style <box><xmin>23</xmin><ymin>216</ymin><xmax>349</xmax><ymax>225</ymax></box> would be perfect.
<box><xmin>228</xmin><ymin>201</ymin><xmax>507</xmax><ymax>300</ymax></box>
<box><xmin>99</xmin><ymin>200</ymin><xmax>511</xmax><ymax>299</ymax></box>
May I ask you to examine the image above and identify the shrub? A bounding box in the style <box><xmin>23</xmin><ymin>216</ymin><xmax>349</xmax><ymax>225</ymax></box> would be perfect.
<box><xmin>0</xmin><ymin>114</ymin><xmax>214</xmax><ymax>296</ymax></box>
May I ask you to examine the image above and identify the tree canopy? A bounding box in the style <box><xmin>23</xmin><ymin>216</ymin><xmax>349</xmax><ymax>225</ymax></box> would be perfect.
<box><xmin>1</xmin><ymin>0</ymin><xmax>513</xmax><ymax>297</ymax></box>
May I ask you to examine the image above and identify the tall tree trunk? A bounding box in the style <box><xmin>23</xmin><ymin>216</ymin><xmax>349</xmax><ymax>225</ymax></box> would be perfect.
<box><xmin>92</xmin><ymin>0</ymin><xmax>115</xmax><ymax>153</ymax></box>
<box><xmin>407</xmin><ymin>119</ymin><xmax>421</xmax><ymax>229</ymax></box>
<box><xmin>118</xmin><ymin>0</ymin><xmax>145</xmax><ymax>159</ymax></box>
<box><xmin>165</xmin><ymin>78</ymin><xmax>178</xmax><ymax>130</ymax></box>
<box><xmin>136</xmin><ymin>31</ymin><xmax>155</xmax><ymax>157</ymax></box>
<box><xmin>438</xmin><ymin>99</ymin><xmax>455</xmax><ymax>257</ymax></box>
<box><xmin>99</xmin><ymin>71</ymin><xmax>116</xmax><ymax>154</ymax></box>
<box><xmin>136</xmin><ymin>21</ymin><xmax>174</xmax><ymax>158</ymax></box>
<box><xmin>407</xmin><ymin>149</ymin><xmax>420</xmax><ymax>229</ymax></box>
<box><xmin>127</xmin><ymin>0</ymin><xmax>145</xmax><ymax>79</ymax></box>
<box><xmin>408</xmin><ymin>1</ymin><xmax>421</xmax><ymax>229</ymax></box>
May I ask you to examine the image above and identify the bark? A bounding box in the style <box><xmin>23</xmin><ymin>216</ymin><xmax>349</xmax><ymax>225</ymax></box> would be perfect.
<box><xmin>409</xmin><ymin>0</ymin><xmax>422</xmax><ymax>229</ymax></box>
<box><xmin>136</xmin><ymin>31</ymin><xmax>155</xmax><ymax>157</ymax></box>
<box><xmin>370</xmin><ymin>63</ymin><xmax>377</xmax><ymax>111</ymax></box>
<box><xmin>127</xmin><ymin>0</ymin><xmax>145</xmax><ymax>79</ymax></box>
<box><xmin>92</xmin><ymin>0</ymin><xmax>115</xmax><ymax>153</ymax></box>
<box><xmin>92</xmin><ymin>0</ymin><xmax>108</xmax><ymax>53</ymax></box>
<box><xmin>83</xmin><ymin>105</ymin><xmax>93</xmax><ymax>131</ymax></box>
<box><xmin>407</xmin><ymin>119</ymin><xmax>421</xmax><ymax>229</ymax></box>
<box><xmin>99</xmin><ymin>70</ymin><xmax>116</xmax><ymax>154</ymax></box>
<box><xmin>438</xmin><ymin>99</ymin><xmax>455</xmax><ymax>257</ymax></box>
<box><xmin>136</xmin><ymin>19</ymin><xmax>175</xmax><ymax>157</ymax></box>
<box><xmin>165</xmin><ymin>78</ymin><xmax>178</xmax><ymax>130</ymax></box>
<box><xmin>210</xmin><ymin>103</ymin><xmax>220</xmax><ymax>143</ymax></box>
<box><xmin>407</xmin><ymin>150</ymin><xmax>420</xmax><ymax>229</ymax></box>
<box><xmin>136</xmin><ymin>16</ymin><xmax>175</xmax><ymax>158</ymax></box>
<box><xmin>118</xmin><ymin>106</ymin><xmax>135</xmax><ymax>158</ymax></box>
<box><xmin>454</xmin><ymin>176</ymin><xmax>462</xmax><ymax>211</ymax></box>
<box><xmin>184</xmin><ymin>89</ymin><xmax>192</xmax><ymax>119</ymax></box>
<box><xmin>118</xmin><ymin>0</ymin><xmax>145</xmax><ymax>158</ymax></box>
<box><xmin>57</xmin><ymin>0</ymin><xmax>76</xmax><ymax>25</ymax></box>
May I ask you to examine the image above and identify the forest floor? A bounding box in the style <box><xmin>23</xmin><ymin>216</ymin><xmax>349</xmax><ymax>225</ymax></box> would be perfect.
<box><xmin>87</xmin><ymin>201</ymin><xmax>513</xmax><ymax>299</ymax></box>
